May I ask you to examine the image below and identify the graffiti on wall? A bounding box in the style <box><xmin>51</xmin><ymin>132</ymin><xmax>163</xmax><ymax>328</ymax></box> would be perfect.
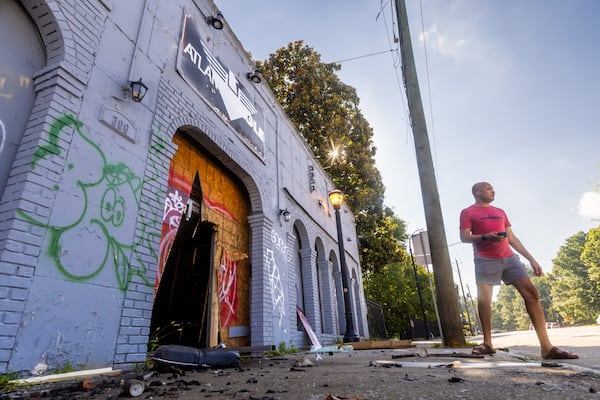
<box><xmin>218</xmin><ymin>250</ymin><xmax>237</xmax><ymax>327</ymax></box>
<box><xmin>155</xmin><ymin>171</ymin><xmax>191</xmax><ymax>292</ymax></box>
<box><xmin>270</xmin><ymin>229</ymin><xmax>290</xmax><ymax>261</ymax></box>
<box><xmin>0</xmin><ymin>72</ymin><xmax>31</xmax><ymax>101</ymax></box>
<box><xmin>17</xmin><ymin>114</ymin><xmax>164</xmax><ymax>291</ymax></box>
<box><xmin>265</xmin><ymin>248</ymin><xmax>285</xmax><ymax>326</ymax></box>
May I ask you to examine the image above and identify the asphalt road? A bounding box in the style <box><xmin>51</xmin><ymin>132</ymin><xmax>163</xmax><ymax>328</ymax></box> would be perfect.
<box><xmin>2</xmin><ymin>326</ymin><xmax>599</xmax><ymax>400</ymax></box>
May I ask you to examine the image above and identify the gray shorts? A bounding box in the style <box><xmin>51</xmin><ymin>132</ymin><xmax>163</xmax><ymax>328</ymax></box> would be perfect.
<box><xmin>474</xmin><ymin>254</ymin><xmax>529</xmax><ymax>285</ymax></box>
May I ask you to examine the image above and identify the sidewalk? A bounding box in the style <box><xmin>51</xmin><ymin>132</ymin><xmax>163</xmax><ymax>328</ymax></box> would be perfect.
<box><xmin>2</xmin><ymin>326</ymin><xmax>598</xmax><ymax>399</ymax></box>
<box><xmin>473</xmin><ymin>325</ymin><xmax>600</xmax><ymax>372</ymax></box>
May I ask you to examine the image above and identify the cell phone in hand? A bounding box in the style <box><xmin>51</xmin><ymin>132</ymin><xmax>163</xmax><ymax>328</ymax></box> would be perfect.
<box><xmin>497</xmin><ymin>232</ymin><xmax>507</xmax><ymax>237</ymax></box>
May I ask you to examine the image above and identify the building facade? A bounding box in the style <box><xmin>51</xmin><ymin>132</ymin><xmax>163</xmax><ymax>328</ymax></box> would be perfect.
<box><xmin>0</xmin><ymin>0</ymin><xmax>369</xmax><ymax>374</ymax></box>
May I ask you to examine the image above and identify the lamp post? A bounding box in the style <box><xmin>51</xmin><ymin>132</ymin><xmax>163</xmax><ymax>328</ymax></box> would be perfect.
<box><xmin>328</xmin><ymin>189</ymin><xmax>360</xmax><ymax>343</ymax></box>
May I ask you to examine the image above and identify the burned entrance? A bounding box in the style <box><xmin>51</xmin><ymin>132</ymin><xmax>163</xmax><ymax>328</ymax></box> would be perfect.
<box><xmin>151</xmin><ymin>132</ymin><xmax>252</xmax><ymax>351</ymax></box>
<box><xmin>151</xmin><ymin>175</ymin><xmax>218</xmax><ymax>348</ymax></box>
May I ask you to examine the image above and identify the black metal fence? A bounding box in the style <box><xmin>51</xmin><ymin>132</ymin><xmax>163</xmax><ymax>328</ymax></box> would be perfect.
<box><xmin>366</xmin><ymin>297</ymin><xmax>441</xmax><ymax>340</ymax></box>
<box><xmin>366</xmin><ymin>298</ymin><xmax>387</xmax><ymax>339</ymax></box>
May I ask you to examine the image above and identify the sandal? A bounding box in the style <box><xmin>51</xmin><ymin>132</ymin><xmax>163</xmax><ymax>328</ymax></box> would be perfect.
<box><xmin>543</xmin><ymin>346</ymin><xmax>579</xmax><ymax>360</ymax></box>
<box><xmin>471</xmin><ymin>343</ymin><xmax>496</xmax><ymax>355</ymax></box>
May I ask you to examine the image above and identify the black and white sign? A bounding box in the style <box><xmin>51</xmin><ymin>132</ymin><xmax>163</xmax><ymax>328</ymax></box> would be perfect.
<box><xmin>176</xmin><ymin>15</ymin><xmax>265</xmax><ymax>159</ymax></box>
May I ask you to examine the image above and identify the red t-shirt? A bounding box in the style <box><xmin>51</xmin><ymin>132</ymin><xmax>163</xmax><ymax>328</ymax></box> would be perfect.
<box><xmin>459</xmin><ymin>204</ymin><xmax>513</xmax><ymax>258</ymax></box>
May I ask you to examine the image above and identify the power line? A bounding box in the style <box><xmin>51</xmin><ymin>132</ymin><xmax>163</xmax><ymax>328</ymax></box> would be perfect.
<box><xmin>419</xmin><ymin>0</ymin><xmax>439</xmax><ymax>178</ymax></box>
<box><xmin>332</xmin><ymin>49</ymin><xmax>395</xmax><ymax>64</ymax></box>
<box><xmin>378</xmin><ymin>0</ymin><xmax>410</xmax><ymax>128</ymax></box>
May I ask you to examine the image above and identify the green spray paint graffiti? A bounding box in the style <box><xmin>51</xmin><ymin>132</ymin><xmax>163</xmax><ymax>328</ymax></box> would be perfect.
<box><xmin>17</xmin><ymin>114</ymin><xmax>167</xmax><ymax>291</ymax></box>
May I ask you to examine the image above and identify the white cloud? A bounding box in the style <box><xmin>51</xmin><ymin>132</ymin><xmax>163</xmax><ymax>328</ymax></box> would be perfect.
<box><xmin>578</xmin><ymin>192</ymin><xmax>600</xmax><ymax>219</ymax></box>
<box><xmin>419</xmin><ymin>24</ymin><xmax>466</xmax><ymax>57</ymax></box>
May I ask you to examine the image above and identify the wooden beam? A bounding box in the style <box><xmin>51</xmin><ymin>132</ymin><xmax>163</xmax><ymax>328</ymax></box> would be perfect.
<box><xmin>9</xmin><ymin>367</ymin><xmax>122</xmax><ymax>386</ymax></box>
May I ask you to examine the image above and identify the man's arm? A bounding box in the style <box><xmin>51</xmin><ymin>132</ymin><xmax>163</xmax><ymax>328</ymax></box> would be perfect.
<box><xmin>506</xmin><ymin>227</ymin><xmax>544</xmax><ymax>277</ymax></box>
<box><xmin>460</xmin><ymin>228</ymin><xmax>486</xmax><ymax>243</ymax></box>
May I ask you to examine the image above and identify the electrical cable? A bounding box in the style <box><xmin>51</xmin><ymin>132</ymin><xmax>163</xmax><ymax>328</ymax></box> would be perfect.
<box><xmin>378</xmin><ymin>0</ymin><xmax>411</xmax><ymax>128</ymax></box>
<box><xmin>332</xmin><ymin>49</ymin><xmax>395</xmax><ymax>64</ymax></box>
<box><xmin>418</xmin><ymin>0</ymin><xmax>439</xmax><ymax>177</ymax></box>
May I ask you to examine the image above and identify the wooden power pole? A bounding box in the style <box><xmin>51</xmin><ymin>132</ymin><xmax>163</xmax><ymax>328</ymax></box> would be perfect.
<box><xmin>394</xmin><ymin>0</ymin><xmax>465</xmax><ymax>346</ymax></box>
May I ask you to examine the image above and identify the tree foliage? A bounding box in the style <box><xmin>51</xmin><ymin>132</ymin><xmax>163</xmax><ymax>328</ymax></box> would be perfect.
<box><xmin>581</xmin><ymin>226</ymin><xmax>600</xmax><ymax>292</ymax></box>
<box><xmin>550</xmin><ymin>231</ymin><xmax>599</xmax><ymax>323</ymax></box>
<box><xmin>363</xmin><ymin>259</ymin><xmax>437</xmax><ymax>338</ymax></box>
<box><xmin>257</xmin><ymin>41</ymin><xmax>405</xmax><ymax>272</ymax></box>
<box><xmin>491</xmin><ymin>228</ymin><xmax>600</xmax><ymax>330</ymax></box>
<box><xmin>492</xmin><ymin>283</ymin><xmax>527</xmax><ymax>331</ymax></box>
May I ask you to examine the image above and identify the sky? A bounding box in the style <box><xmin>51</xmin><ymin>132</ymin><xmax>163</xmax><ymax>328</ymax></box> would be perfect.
<box><xmin>214</xmin><ymin>0</ymin><xmax>600</xmax><ymax>296</ymax></box>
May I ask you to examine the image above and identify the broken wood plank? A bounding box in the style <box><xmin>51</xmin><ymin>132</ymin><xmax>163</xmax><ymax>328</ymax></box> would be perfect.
<box><xmin>347</xmin><ymin>339</ymin><xmax>412</xmax><ymax>350</ymax></box>
<box><xmin>10</xmin><ymin>367</ymin><xmax>122</xmax><ymax>386</ymax></box>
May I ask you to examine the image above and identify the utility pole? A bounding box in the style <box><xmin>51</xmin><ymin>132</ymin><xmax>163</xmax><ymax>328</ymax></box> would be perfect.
<box><xmin>394</xmin><ymin>0</ymin><xmax>465</xmax><ymax>346</ymax></box>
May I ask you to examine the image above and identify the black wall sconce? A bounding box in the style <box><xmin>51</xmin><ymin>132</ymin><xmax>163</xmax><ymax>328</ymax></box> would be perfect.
<box><xmin>279</xmin><ymin>209</ymin><xmax>291</xmax><ymax>222</ymax></box>
<box><xmin>247</xmin><ymin>70</ymin><xmax>262</xmax><ymax>84</ymax></box>
<box><xmin>207</xmin><ymin>12</ymin><xmax>224</xmax><ymax>30</ymax></box>
<box><xmin>129</xmin><ymin>78</ymin><xmax>148</xmax><ymax>103</ymax></box>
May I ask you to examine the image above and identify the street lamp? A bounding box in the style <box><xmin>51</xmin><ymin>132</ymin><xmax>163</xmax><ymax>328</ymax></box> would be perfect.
<box><xmin>328</xmin><ymin>189</ymin><xmax>360</xmax><ymax>343</ymax></box>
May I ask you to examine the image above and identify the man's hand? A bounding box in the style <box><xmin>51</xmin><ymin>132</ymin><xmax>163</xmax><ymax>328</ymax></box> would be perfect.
<box><xmin>531</xmin><ymin>261</ymin><xmax>544</xmax><ymax>277</ymax></box>
<box><xmin>486</xmin><ymin>232</ymin><xmax>508</xmax><ymax>242</ymax></box>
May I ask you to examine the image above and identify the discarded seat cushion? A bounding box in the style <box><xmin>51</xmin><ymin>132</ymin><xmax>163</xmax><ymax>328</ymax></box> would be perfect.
<box><xmin>151</xmin><ymin>344</ymin><xmax>240</xmax><ymax>368</ymax></box>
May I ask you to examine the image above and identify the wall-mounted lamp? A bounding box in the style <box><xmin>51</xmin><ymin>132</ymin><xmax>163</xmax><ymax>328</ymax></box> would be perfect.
<box><xmin>279</xmin><ymin>208</ymin><xmax>291</xmax><ymax>222</ymax></box>
<box><xmin>129</xmin><ymin>78</ymin><xmax>148</xmax><ymax>103</ymax></box>
<box><xmin>247</xmin><ymin>70</ymin><xmax>262</xmax><ymax>84</ymax></box>
<box><xmin>207</xmin><ymin>12</ymin><xmax>224</xmax><ymax>30</ymax></box>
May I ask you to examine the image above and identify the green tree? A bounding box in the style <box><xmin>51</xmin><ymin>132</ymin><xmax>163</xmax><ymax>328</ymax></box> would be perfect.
<box><xmin>490</xmin><ymin>264</ymin><xmax>557</xmax><ymax>331</ymax></box>
<box><xmin>534</xmin><ymin>275</ymin><xmax>560</xmax><ymax>324</ymax></box>
<box><xmin>580</xmin><ymin>225</ymin><xmax>600</xmax><ymax>317</ymax></box>
<box><xmin>551</xmin><ymin>231</ymin><xmax>597</xmax><ymax>323</ymax></box>
<box><xmin>492</xmin><ymin>284</ymin><xmax>530</xmax><ymax>331</ymax></box>
<box><xmin>363</xmin><ymin>259</ymin><xmax>437</xmax><ymax>338</ymax></box>
<box><xmin>257</xmin><ymin>40</ymin><xmax>404</xmax><ymax>272</ymax></box>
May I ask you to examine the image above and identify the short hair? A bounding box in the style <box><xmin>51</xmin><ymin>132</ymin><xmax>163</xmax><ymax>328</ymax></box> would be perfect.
<box><xmin>471</xmin><ymin>182</ymin><xmax>488</xmax><ymax>196</ymax></box>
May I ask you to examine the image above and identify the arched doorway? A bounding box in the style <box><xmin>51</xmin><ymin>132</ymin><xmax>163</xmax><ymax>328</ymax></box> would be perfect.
<box><xmin>0</xmin><ymin>0</ymin><xmax>45</xmax><ymax>201</ymax></box>
<box><xmin>151</xmin><ymin>175</ymin><xmax>217</xmax><ymax>348</ymax></box>
<box><xmin>151</xmin><ymin>131</ymin><xmax>251</xmax><ymax>349</ymax></box>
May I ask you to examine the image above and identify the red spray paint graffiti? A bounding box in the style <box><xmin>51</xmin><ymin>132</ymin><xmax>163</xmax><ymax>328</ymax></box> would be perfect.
<box><xmin>155</xmin><ymin>168</ymin><xmax>191</xmax><ymax>292</ymax></box>
<box><xmin>218</xmin><ymin>250</ymin><xmax>237</xmax><ymax>327</ymax></box>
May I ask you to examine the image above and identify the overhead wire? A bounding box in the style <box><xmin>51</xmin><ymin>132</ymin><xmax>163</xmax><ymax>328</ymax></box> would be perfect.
<box><xmin>332</xmin><ymin>49</ymin><xmax>395</xmax><ymax>64</ymax></box>
<box><xmin>377</xmin><ymin>0</ymin><xmax>411</xmax><ymax>129</ymax></box>
<box><xmin>418</xmin><ymin>0</ymin><xmax>439</xmax><ymax>177</ymax></box>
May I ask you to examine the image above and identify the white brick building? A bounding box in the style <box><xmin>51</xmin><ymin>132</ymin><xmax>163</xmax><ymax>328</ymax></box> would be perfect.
<box><xmin>0</xmin><ymin>0</ymin><xmax>369</xmax><ymax>374</ymax></box>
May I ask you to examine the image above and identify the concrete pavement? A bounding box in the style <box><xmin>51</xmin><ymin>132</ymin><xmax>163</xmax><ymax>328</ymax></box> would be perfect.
<box><xmin>2</xmin><ymin>326</ymin><xmax>598</xmax><ymax>399</ymax></box>
<box><xmin>471</xmin><ymin>325</ymin><xmax>600</xmax><ymax>372</ymax></box>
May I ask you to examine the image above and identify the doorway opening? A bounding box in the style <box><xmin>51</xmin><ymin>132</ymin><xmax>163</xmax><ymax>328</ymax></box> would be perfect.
<box><xmin>150</xmin><ymin>176</ymin><xmax>217</xmax><ymax>349</ymax></box>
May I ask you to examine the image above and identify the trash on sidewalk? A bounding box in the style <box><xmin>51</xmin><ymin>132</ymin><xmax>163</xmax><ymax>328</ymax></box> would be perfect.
<box><xmin>325</xmin><ymin>395</ymin><xmax>365</xmax><ymax>400</ymax></box>
<box><xmin>151</xmin><ymin>344</ymin><xmax>240</xmax><ymax>368</ymax></box>
<box><xmin>391</xmin><ymin>348</ymin><xmax>484</xmax><ymax>360</ymax></box>
<box><xmin>349</xmin><ymin>339</ymin><xmax>411</xmax><ymax>350</ymax></box>
<box><xmin>369</xmin><ymin>360</ymin><xmax>403</xmax><ymax>368</ymax></box>
<box><xmin>9</xmin><ymin>367</ymin><xmax>122</xmax><ymax>386</ymax></box>
<box><xmin>391</xmin><ymin>347</ymin><xmax>429</xmax><ymax>358</ymax></box>
<box><xmin>293</xmin><ymin>356</ymin><xmax>315</xmax><ymax>367</ymax></box>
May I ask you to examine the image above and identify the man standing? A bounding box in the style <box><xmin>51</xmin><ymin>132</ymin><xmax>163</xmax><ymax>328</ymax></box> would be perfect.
<box><xmin>459</xmin><ymin>182</ymin><xmax>578</xmax><ymax>359</ymax></box>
